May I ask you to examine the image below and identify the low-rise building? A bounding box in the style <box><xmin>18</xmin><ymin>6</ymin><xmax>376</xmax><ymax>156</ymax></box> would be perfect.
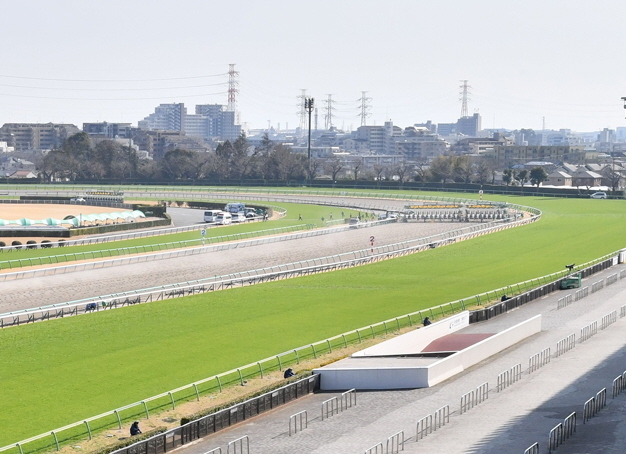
<box><xmin>545</xmin><ymin>170</ymin><xmax>572</xmax><ymax>186</ymax></box>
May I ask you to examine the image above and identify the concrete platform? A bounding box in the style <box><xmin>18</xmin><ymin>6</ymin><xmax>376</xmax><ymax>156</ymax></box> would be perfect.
<box><xmin>314</xmin><ymin>312</ymin><xmax>542</xmax><ymax>390</ymax></box>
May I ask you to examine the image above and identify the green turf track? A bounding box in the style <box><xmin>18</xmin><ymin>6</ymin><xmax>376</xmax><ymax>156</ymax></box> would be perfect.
<box><xmin>0</xmin><ymin>193</ymin><xmax>625</xmax><ymax>446</ymax></box>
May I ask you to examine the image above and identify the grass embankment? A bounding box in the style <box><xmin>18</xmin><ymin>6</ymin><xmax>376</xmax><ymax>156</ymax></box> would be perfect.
<box><xmin>0</xmin><ymin>195</ymin><xmax>625</xmax><ymax>446</ymax></box>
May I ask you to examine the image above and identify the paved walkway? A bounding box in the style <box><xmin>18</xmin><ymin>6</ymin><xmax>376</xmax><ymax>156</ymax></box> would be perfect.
<box><xmin>171</xmin><ymin>266</ymin><xmax>626</xmax><ymax>454</ymax></box>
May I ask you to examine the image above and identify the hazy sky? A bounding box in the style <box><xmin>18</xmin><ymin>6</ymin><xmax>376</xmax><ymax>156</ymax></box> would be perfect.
<box><xmin>1</xmin><ymin>0</ymin><xmax>625</xmax><ymax>133</ymax></box>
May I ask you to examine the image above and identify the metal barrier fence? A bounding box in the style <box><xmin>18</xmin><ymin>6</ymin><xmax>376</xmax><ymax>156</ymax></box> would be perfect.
<box><xmin>205</xmin><ymin>448</ymin><xmax>222</xmax><ymax>454</ymax></box>
<box><xmin>321</xmin><ymin>396</ymin><xmax>340</xmax><ymax>421</ymax></box>
<box><xmin>591</xmin><ymin>279</ymin><xmax>605</xmax><ymax>293</ymax></box>
<box><xmin>227</xmin><ymin>435</ymin><xmax>249</xmax><ymax>454</ymax></box>
<box><xmin>621</xmin><ymin>268</ymin><xmax>626</xmax><ymax>279</ymax></box>
<box><xmin>496</xmin><ymin>363</ymin><xmax>522</xmax><ymax>392</ymax></box>
<box><xmin>340</xmin><ymin>388</ymin><xmax>357</xmax><ymax>411</ymax></box>
<box><xmin>528</xmin><ymin>348</ymin><xmax>551</xmax><ymax>374</ymax></box>
<box><xmin>548</xmin><ymin>423</ymin><xmax>563</xmax><ymax>453</ymax></box>
<box><xmin>548</xmin><ymin>412</ymin><xmax>576</xmax><ymax>453</ymax></box>
<box><xmin>524</xmin><ymin>442</ymin><xmax>539</xmax><ymax>454</ymax></box>
<box><xmin>460</xmin><ymin>382</ymin><xmax>489</xmax><ymax>415</ymax></box>
<box><xmin>622</xmin><ymin>304</ymin><xmax>626</xmax><ymax>318</ymax></box>
<box><xmin>415</xmin><ymin>405</ymin><xmax>449</xmax><ymax>442</ymax></box>
<box><xmin>386</xmin><ymin>431</ymin><xmax>405</xmax><ymax>454</ymax></box>
<box><xmin>600</xmin><ymin>310</ymin><xmax>617</xmax><ymax>330</ymax></box>
<box><xmin>606</xmin><ymin>272</ymin><xmax>618</xmax><ymax>285</ymax></box>
<box><xmin>557</xmin><ymin>294</ymin><xmax>573</xmax><ymax>309</ymax></box>
<box><xmin>415</xmin><ymin>414</ymin><xmax>432</xmax><ymax>441</ymax></box>
<box><xmin>289</xmin><ymin>410</ymin><xmax>307</xmax><ymax>436</ymax></box>
<box><xmin>612</xmin><ymin>372</ymin><xmax>626</xmax><ymax>399</ymax></box>
<box><xmin>434</xmin><ymin>405</ymin><xmax>450</xmax><ymax>431</ymax></box>
<box><xmin>583</xmin><ymin>388</ymin><xmax>607</xmax><ymax>423</ymax></box>
<box><xmin>555</xmin><ymin>333</ymin><xmax>576</xmax><ymax>358</ymax></box>
<box><xmin>364</xmin><ymin>442</ymin><xmax>384</xmax><ymax>454</ymax></box>
<box><xmin>574</xmin><ymin>286</ymin><xmax>589</xmax><ymax>301</ymax></box>
<box><xmin>580</xmin><ymin>321</ymin><xmax>598</xmax><ymax>343</ymax></box>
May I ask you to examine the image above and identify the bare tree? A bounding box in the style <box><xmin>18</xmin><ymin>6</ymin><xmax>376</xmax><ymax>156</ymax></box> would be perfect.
<box><xmin>394</xmin><ymin>161</ymin><xmax>414</xmax><ymax>184</ymax></box>
<box><xmin>325</xmin><ymin>158</ymin><xmax>344</xmax><ymax>181</ymax></box>
<box><xmin>414</xmin><ymin>161</ymin><xmax>429</xmax><ymax>182</ymax></box>
<box><xmin>351</xmin><ymin>158</ymin><xmax>363</xmax><ymax>180</ymax></box>
<box><xmin>305</xmin><ymin>158</ymin><xmax>322</xmax><ymax>181</ymax></box>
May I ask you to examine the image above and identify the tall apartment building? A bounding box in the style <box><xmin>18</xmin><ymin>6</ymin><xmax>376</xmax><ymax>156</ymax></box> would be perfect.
<box><xmin>138</xmin><ymin>103</ymin><xmax>186</xmax><ymax>132</ymax></box>
<box><xmin>0</xmin><ymin>123</ymin><xmax>80</xmax><ymax>151</ymax></box>
<box><xmin>456</xmin><ymin>113</ymin><xmax>481</xmax><ymax>136</ymax></box>
<box><xmin>138</xmin><ymin>103</ymin><xmax>241</xmax><ymax>142</ymax></box>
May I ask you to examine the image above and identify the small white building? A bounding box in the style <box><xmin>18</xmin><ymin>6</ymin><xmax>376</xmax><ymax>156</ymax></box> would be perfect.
<box><xmin>0</xmin><ymin>141</ymin><xmax>15</xmax><ymax>153</ymax></box>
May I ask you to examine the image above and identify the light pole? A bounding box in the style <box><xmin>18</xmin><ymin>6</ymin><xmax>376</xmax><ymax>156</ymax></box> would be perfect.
<box><xmin>305</xmin><ymin>97</ymin><xmax>314</xmax><ymax>168</ymax></box>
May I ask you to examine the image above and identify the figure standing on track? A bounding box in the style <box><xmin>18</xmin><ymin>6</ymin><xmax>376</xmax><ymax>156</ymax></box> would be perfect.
<box><xmin>298</xmin><ymin>214</ymin><xmax>302</xmax><ymax>220</ymax></box>
<box><xmin>423</xmin><ymin>317</ymin><xmax>432</xmax><ymax>326</ymax></box>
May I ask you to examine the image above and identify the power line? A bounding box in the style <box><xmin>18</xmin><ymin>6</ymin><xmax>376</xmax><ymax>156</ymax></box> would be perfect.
<box><xmin>0</xmin><ymin>82</ymin><xmax>229</xmax><ymax>92</ymax></box>
<box><xmin>0</xmin><ymin>91</ymin><xmax>228</xmax><ymax>101</ymax></box>
<box><xmin>0</xmin><ymin>73</ymin><xmax>228</xmax><ymax>83</ymax></box>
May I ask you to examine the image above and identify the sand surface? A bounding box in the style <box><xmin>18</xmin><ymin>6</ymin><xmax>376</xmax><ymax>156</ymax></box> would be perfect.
<box><xmin>0</xmin><ymin>221</ymin><xmax>465</xmax><ymax>313</ymax></box>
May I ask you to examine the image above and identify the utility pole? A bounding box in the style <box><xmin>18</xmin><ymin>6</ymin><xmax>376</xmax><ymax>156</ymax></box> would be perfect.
<box><xmin>314</xmin><ymin>107</ymin><xmax>318</xmax><ymax>130</ymax></box>
<box><xmin>305</xmin><ymin>98</ymin><xmax>314</xmax><ymax>164</ymax></box>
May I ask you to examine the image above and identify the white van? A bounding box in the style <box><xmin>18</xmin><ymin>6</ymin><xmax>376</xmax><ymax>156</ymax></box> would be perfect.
<box><xmin>224</xmin><ymin>202</ymin><xmax>246</xmax><ymax>214</ymax></box>
<box><xmin>215</xmin><ymin>212</ymin><xmax>232</xmax><ymax>225</ymax></box>
<box><xmin>204</xmin><ymin>210</ymin><xmax>222</xmax><ymax>223</ymax></box>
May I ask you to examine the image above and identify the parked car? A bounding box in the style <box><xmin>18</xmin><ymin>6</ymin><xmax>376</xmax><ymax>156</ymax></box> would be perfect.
<box><xmin>215</xmin><ymin>212</ymin><xmax>232</xmax><ymax>225</ymax></box>
<box><xmin>590</xmin><ymin>192</ymin><xmax>607</xmax><ymax>199</ymax></box>
<box><xmin>204</xmin><ymin>210</ymin><xmax>222</xmax><ymax>222</ymax></box>
<box><xmin>231</xmin><ymin>213</ymin><xmax>247</xmax><ymax>223</ymax></box>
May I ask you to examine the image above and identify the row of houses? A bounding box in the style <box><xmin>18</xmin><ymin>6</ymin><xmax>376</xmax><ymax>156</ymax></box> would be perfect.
<box><xmin>544</xmin><ymin>163</ymin><xmax>621</xmax><ymax>188</ymax></box>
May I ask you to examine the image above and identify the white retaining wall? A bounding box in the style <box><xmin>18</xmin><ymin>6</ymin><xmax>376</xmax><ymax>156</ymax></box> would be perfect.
<box><xmin>316</xmin><ymin>314</ymin><xmax>541</xmax><ymax>390</ymax></box>
<box><xmin>352</xmin><ymin>311</ymin><xmax>470</xmax><ymax>357</ymax></box>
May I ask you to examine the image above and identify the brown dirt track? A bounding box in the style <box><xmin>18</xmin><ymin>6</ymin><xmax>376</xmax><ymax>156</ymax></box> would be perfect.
<box><xmin>0</xmin><ymin>203</ymin><xmax>133</xmax><ymax>242</ymax></box>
